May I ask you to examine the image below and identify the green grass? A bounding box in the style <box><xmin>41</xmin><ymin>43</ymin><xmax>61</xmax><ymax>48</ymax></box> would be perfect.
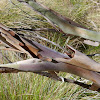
<box><xmin>0</xmin><ymin>0</ymin><xmax>100</xmax><ymax>100</ymax></box>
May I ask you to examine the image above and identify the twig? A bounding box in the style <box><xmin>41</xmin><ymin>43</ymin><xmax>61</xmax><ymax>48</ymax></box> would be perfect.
<box><xmin>0</xmin><ymin>47</ymin><xmax>24</xmax><ymax>53</ymax></box>
<box><xmin>34</xmin><ymin>72</ymin><xmax>100</xmax><ymax>91</ymax></box>
<box><xmin>87</xmin><ymin>54</ymin><xmax>100</xmax><ymax>57</ymax></box>
<box><xmin>10</xmin><ymin>28</ymin><xmax>57</xmax><ymax>32</ymax></box>
<box><xmin>0</xmin><ymin>67</ymin><xmax>19</xmax><ymax>73</ymax></box>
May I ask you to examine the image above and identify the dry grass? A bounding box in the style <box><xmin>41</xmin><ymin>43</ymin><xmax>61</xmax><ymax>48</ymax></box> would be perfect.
<box><xmin>0</xmin><ymin>0</ymin><xmax>100</xmax><ymax>100</ymax></box>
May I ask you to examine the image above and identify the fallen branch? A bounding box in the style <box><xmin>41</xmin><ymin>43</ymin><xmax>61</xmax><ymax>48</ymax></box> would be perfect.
<box><xmin>0</xmin><ymin>58</ymin><xmax>100</xmax><ymax>91</ymax></box>
<box><xmin>0</xmin><ymin>22</ymin><xmax>100</xmax><ymax>91</ymax></box>
<box><xmin>17</xmin><ymin>0</ymin><xmax>100</xmax><ymax>42</ymax></box>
